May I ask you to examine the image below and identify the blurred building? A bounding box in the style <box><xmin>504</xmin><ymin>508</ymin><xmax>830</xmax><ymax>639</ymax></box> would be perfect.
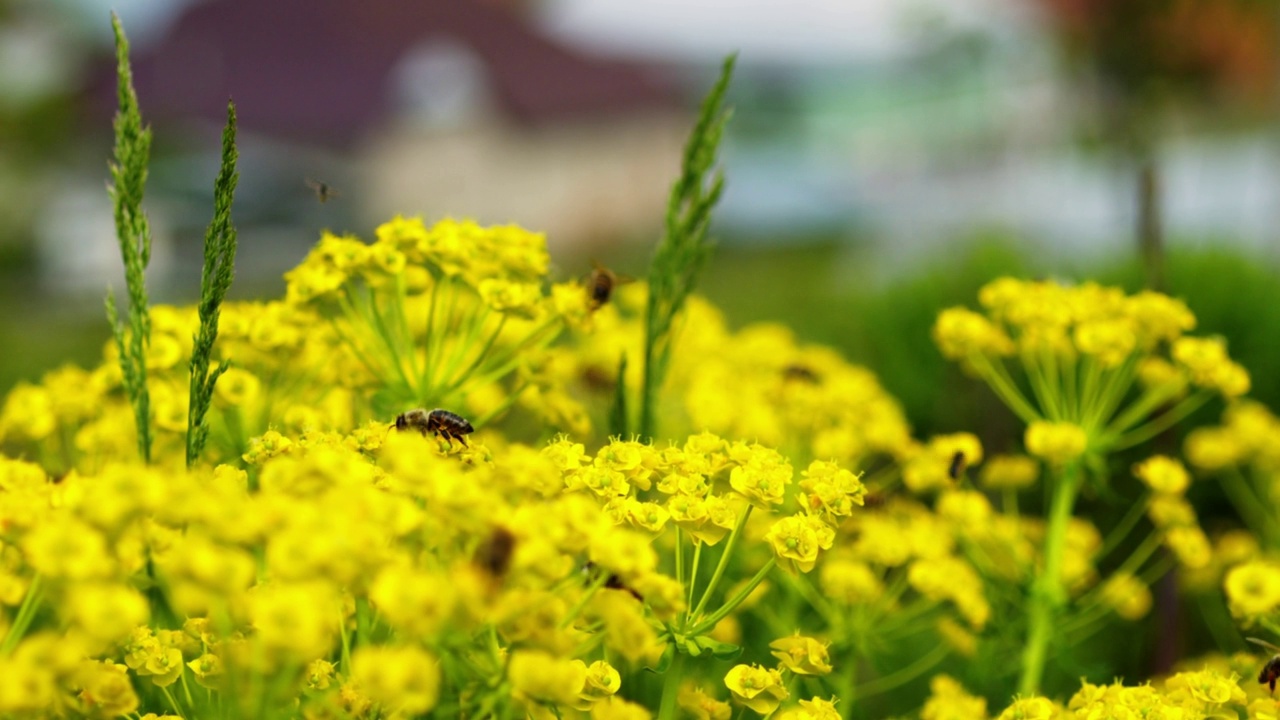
<box><xmin>62</xmin><ymin>0</ymin><xmax>688</xmax><ymax>292</ymax></box>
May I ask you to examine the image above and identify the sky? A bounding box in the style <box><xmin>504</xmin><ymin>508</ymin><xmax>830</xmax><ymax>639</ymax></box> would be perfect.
<box><xmin>537</xmin><ymin>0</ymin><xmax>1033</xmax><ymax>65</ymax></box>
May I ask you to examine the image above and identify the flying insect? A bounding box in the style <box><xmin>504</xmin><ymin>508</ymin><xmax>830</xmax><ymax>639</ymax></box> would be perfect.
<box><xmin>392</xmin><ymin>408</ymin><xmax>475</xmax><ymax>447</ymax></box>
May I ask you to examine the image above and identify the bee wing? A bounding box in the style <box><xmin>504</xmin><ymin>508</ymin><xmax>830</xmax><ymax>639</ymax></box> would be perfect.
<box><xmin>614</xmin><ymin>272</ymin><xmax>637</xmax><ymax>285</ymax></box>
<box><xmin>1249</xmin><ymin>632</ymin><xmax>1280</xmax><ymax>650</ymax></box>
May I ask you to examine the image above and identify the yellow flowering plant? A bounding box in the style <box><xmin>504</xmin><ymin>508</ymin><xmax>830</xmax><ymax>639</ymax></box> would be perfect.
<box><xmin>7</xmin><ymin>13</ymin><xmax>1280</xmax><ymax>720</ymax></box>
<box><xmin>933</xmin><ymin>277</ymin><xmax>1252</xmax><ymax>696</ymax></box>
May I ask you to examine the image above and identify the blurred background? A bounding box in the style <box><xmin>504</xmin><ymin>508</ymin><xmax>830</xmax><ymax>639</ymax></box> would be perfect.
<box><xmin>4</xmin><ymin>0</ymin><xmax>1280</xmax><ymax>440</ymax></box>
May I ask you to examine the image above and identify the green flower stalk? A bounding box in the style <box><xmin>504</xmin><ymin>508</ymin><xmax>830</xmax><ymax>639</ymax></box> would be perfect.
<box><xmin>105</xmin><ymin>12</ymin><xmax>155</xmax><ymax>464</ymax></box>
<box><xmin>186</xmin><ymin>100</ymin><xmax>240</xmax><ymax>468</ymax></box>
<box><xmin>283</xmin><ymin>218</ymin><xmax>590</xmax><ymax>429</ymax></box>
<box><xmin>934</xmin><ymin>277</ymin><xmax>1249</xmax><ymax>694</ymax></box>
<box><xmin>640</xmin><ymin>54</ymin><xmax>735</xmax><ymax>440</ymax></box>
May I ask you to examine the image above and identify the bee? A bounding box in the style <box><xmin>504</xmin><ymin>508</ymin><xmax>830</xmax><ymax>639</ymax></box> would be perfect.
<box><xmin>580</xmin><ymin>365</ymin><xmax>615</xmax><ymax>393</ymax></box>
<box><xmin>948</xmin><ymin>450</ymin><xmax>966</xmax><ymax>481</ymax></box>
<box><xmin>781</xmin><ymin>363</ymin><xmax>820</xmax><ymax>383</ymax></box>
<box><xmin>474</xmin><ymin>526</ymin><xmax>517</xmax><ymax>579</ymax></box>
<box><xmin>585</xmin><ymin>261</ymin><xmax>633</xmax><ymax>311</ymax></box>
<box><xmin>392</xmin><ymin>408</ymin><xmax>475</xmax><ymax>447</ymax></box>
<box><xmin>580</xmin><ymin>561</ymin><xmax>643</xmax><ymax>601</ymax></box>
<box><xmin>305</xmin><ymin>178</ymin><xmax>339</xmax><ymax>204</ymax></box>
<box><xmin>1248</xmin><ymin>637</ymin><xmax>1280</xmax><ymax>693</ymax></box>
<box><xmin>862</xmin><ymin>491</ymin><xmax>889</xmax><ymax>509</ymax></box>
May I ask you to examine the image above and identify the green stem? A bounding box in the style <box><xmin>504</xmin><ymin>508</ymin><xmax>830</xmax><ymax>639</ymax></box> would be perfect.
<box><xmin>689</xmin><ymin>558</ymin><xmax>776</xmax><ymax>636</ymax></box>
<box><xmin>1102</xmin><ymin>391</ymin><xmax>1210</xmax><ymax>452</ymax></box>
<box><xmin>690</xmin><ymin>505</ymin><xmax>753</xmax><ymax>621</ymax></box>
<box><xmin>656</xmin><ymin>651</ymin><xmax>686</xmax><ymax>720</ymax></box>
<box><xmin>1017</xmin><ymin>460</ymin><xmax>1080</xmax><ymax>697</ymax></box>
<box><xmin>674</xmin><ymin>528</ymin><xmax>686</xmax><ymax>600</ymax></box>
<box><xmin>971</xmin><ymin>354</ymin><xmax>1040</xmax><ymax>424</ymax></box>
<box><xmin>560</xmin><ymin>573</ymin><xmax>609</xmax><ymax>629</ymax></box>
<box><xmin>686</xmin><ymin>540</ymin><xmax>703</xmax><ymax>625</ymax></box>
<box><xmin>0</xmin><ymin>575</ymin><xmax>42</xmax><ymax>655</ymax></box>
<box><xmin>854</xmin><ymin>642</ymin><xmax>948</xmax><ymax>698</ymax></box>
<box><xmin>1094</xmin><ymin>492</ymin><xmax>1151</xmax><ymax>561</ymax></box>
<box><xmin>1221</xmin><ymin>467</ymin><xmax>1274</xmax><ymax>544</ymax></box>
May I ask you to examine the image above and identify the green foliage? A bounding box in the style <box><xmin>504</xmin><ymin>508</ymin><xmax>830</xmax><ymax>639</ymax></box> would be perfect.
<box><xmin>639</xmin><ymin>54</ymin><xmax>735</xmax><ymax>439</ymax></box>
<box><xmin>186</xmin><ymin>101</ymin><xmax>240</xmax><ymax>468</ymax></box>
<box><xmin>608</xmin><ymin>353</ymin><xmax>629</xmax><ymax>438</ymax></box>
<box><xmin>105</xmin><ymin>12</ymin><xmax>154</xmax><ymax>464</ymax></box>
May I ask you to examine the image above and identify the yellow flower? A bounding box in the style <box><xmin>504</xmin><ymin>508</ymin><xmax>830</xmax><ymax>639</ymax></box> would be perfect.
<box><xmin>1164</xmin><ymin>668</ymin><xmax>1247</xmax><ymax>707</ymax></box>
<box><xmin>1133</xmin><ymin>455</ymin><xmax>1190</xmax><ymax>495</ymax></box>
<box><xmin>678</xmin><ymin>684</ymin><xmax>732</xmax><ymax>720</ymax></box>
<box><xmin>996</xmin><ymin>696</ymin><xmax>1060</xmax><ymax>720</ymax></box>
<box><xmin>1225</xmin><ymin>560</ymin><xmax>1280</xmax><ymax>621</ymax></box>
<box><xmin>369</xmin><ymin>567</ymin><xmax>456</xmax><ymax>638</ymax></box>
<box><xmin>479</xmin><ymin>278</ymin><xmax>542</xmax><ymax>319</ymax></box>
<box><xmin>921</xmin><ymin>675</ymin><xmax>987</xmax><ymax>720</ymax></box>
<box><xmin>1184</xmin><ymin>426</ymin><xmax>1243</xmax><ymax>471</ymax></box>
<box><xmin>769</xmin><ymin>635</ymin><xmax>833</xmax><ymax>675</ymax></box>
<box><xmin>1100</xmin><ymin>572</ymin><xmax>1153</xmax><ymax>621</ymax></box>
<box><xmin>903</xmin><ymin>433</ymin><xmax>983</xmax><ymax>493</ymax></box>
<box><xmin>22</xmin><ymin>517</ymin><xmax>112</xmax><ymax>580</ymax></box>
<box><xmin>187</xmin><ymin>653</ymin><xmax>224</xmax><ymax>690</ymax></box>
<box><xmin>936</xmin><ymin>618</ymin><xmax>978</xmax><ymax>658</ymax></box>
<box><xmin>75</xmin><ymin>661</ymin><xmax>138</xmax><ymax>718</ymax></box>
<box><xmin>214</xmin><ymin>367</ymin><xmax>261</xmax><ymax>408</ymax></box>
<box><xmin>0</xmin><ymin>383</ymin><xmax>56</xmax><ymax>441</ymax></box>
<box><xmin>350</xmin><ymin>644</ymin><xmax>441</xmax><ymax>716</ymax></box>
<box><xmin>578</xmin><ymin>660</ymin><xmax>621</xmax><ymax>706</ymax></box>
<box><xmin>1074</xmin><ymin>317</ymin><xmax>1136</xmax><ymax>367</ymax></box>
<box><xmin>819</xmin><ymin>557</ymin><xmax>883</xmax><ymax>605</ymax></box>
<box><xmin>797</xmin><ymin>460</ymin><xmax>865</xmax><ymax>521</ymax></box>
<box><xmin>765</xmin><ymin>514</ymin><xmax>835</xmax><ymax>574</ymax></box>
<box><xmin>590</xmin><ymin>697</ymin><xmax>653</xmax><ymax>720</ymax></box>
<box><xmin>248</xmin><ymin>582</ymin><xmax>337</xmax><ymax>662</ymax></box>
<box><xmin>509</xmin><ymin>650</ymin><xmax>587</xmax><ymax>707</ymax></box>
<box><xmin>724</xmin><ymin>664</ymin><xmax>789</xmax><ymax>715</ymax></box>
<box><xmin>1172</xmin><ymin>336</ymin><xmax>1250</xmax><ymax>398</ymax></box>
<box><xmin>303</xmin><ymin>658</ymin><xmax>336</xmax><ymax>693</ymax></box>
<box><xmin>979</xmin><ymin>454</ymin><xmax>1039</xmax><ymax>490</ymax></box>
<box><xmin>668</xmin><ymin>495</ymin><xmax>737</xmax><ymax>546</ymax></box>
<box><xmin>1165</xmin><ymin>526</ymin><xmax>1212</xmax><ymax>570</ymax></box>
<box><xmin>729</xmin><ymin>451</ymin><xmax>792</xmax><ymax>508</ymax></box>
<box><xmin>1025</xmin><ymin>421</ymin><xmax>1088</xmax><ymax>465</ymax></box>
<box><xmin>66</xmin><ymin>583</ymin><xmax>149</xmax><ymax>644</ymax></box>
<box><xmin>933</xmin><ymin>307</ymin><xmax>1014</xmax><ymax>359</ymax></box>
<box><xmin>776</xmin><ymin>697</ymin><xmax>841</xmax><ymax>720</ymax></box>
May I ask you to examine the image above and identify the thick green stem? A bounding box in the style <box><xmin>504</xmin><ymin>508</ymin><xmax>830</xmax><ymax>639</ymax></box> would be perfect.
<box><xmin>1018</xmin><ymin>461</ymin><xmax>1080</xmax><ymax>697</ymax></box>
<box><xmin>656</xmin><ymin>651</ymin><xmax>686</xmax><ymax>720</ymax></box>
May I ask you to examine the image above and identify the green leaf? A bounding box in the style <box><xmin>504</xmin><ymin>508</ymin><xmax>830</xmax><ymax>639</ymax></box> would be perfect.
<box><xmin>646</xmin><ymin>641</ymin><xmax>676</xmax><ymax>674</ymax></box>
<box><xmin>638</xmin><ymin>54</ymin><xmax>735</xmax><ymax>440</ymax></box>
<box><xmin>607</xmin><ymin>353</ymin><xmax>629</xmax><ymax>437</ymax></box>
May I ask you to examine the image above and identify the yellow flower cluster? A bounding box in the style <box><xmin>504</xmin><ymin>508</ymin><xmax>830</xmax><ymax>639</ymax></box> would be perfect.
<box><xmin>6</xmin><ymin>207</ymin><xmax>1278</xmax><ymax>720</ymax></box>
<box><xmin>934</xmin><ymin>277</ymin><xmax>1248</xmax><ymax>463</ymax></box>
<box><xmin>565</xmin><ymin>290</ymin><xmax>914</xmax><ymax>467</ymax></box>
<box><xmin>922</xmin><ymin>667</ymin><xmax>1253</xmax><ymax>720</ymax></box>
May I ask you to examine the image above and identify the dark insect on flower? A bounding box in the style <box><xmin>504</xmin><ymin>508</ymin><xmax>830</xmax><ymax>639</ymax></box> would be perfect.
<box><xmin>474</xmin><ymin>526</ymin><xmax>517</xmax><ymax>579</ymax></box>
<box><xmin>580</xmin><ymin>365</ymin><xmax>615</xmax><ymax>393</ymax></box>
<box><xmin>948</xmin><ymin>450</ymin><xmax>966</xmax><ymax>481</ymax></box>
<box><xmin>781</xmin><ymin>364</ymin><xmax>820</xmax><ymax>383</ymax></box>
<box><xmin>392</xmin><ymin>408</ymin><xmax>475</xmax><ymax>447</ymax></box>
<box><xmin>580</xmin><ymin>561</ymin><xmax>642</xmax><ymax>601</ymax></box>
<box><xmin>585</xmin><ymin>261</ymin><xmax>633</xmax><ymax>311</ymax></box>
<box><xmin>862</xmin><ymin>491</ymin><xmax>889</xmax><ymax>509</ymax></box>
<box><xmin>305</xmin><ymin>178</ymin><xmax>339</xmax><ymax>204</ymax></box>
<box><xmin>1248</xmin><ymin>637</ymin><xmax>1280</xmax><ymax>693</ymax></box>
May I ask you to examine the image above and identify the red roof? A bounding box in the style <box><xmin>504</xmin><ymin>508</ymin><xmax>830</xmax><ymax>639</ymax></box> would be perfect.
<box><xmin>89</xmin><ymin>0</ymin><xmax>677</xmax><ymax>146</ymax></box>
